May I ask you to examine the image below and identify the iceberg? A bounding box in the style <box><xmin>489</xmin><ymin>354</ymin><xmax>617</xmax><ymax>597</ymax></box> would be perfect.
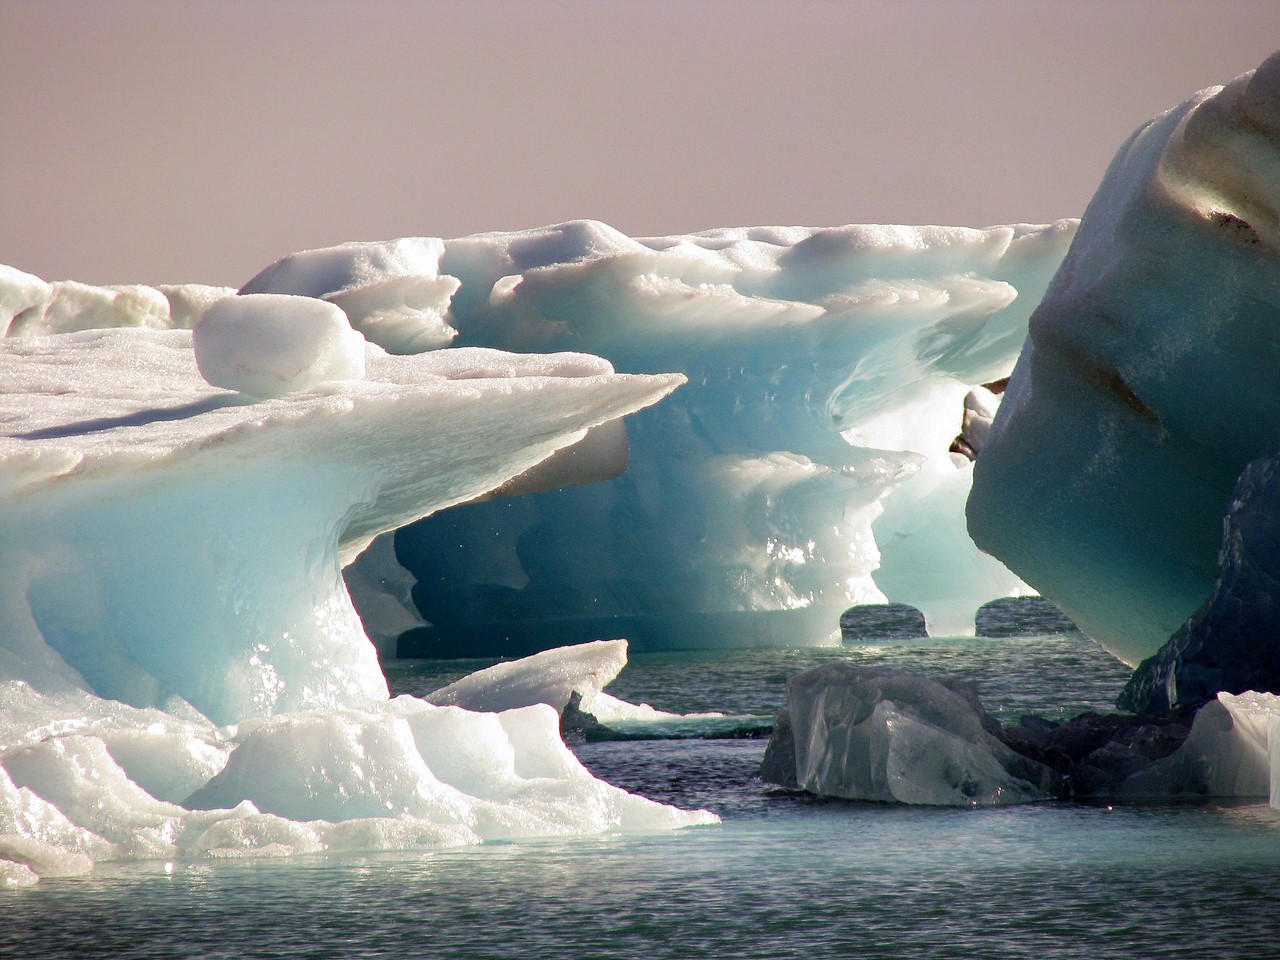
<box><xmin>4</xmin><ymin>220</ymin><xmax>1076</xmax><ymax>655</ymax></box>
<box><xmin>968</xmin><ymin>52</ymin><xmax>1280</xmax><ymax>667</ymax></box>
<box><xmin>0</xmin><ymin>313</ymin><xmax>716</xmax><ymax>885</ymax></box>
<box><xmin>256</xmin><ymin>218</ymin><xmax>1072</xmax><ymax>654</ymax></box>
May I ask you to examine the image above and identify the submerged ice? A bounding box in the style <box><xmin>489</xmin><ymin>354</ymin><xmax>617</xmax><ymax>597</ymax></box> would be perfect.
<box><xmin>0</xmin><ymin>319</ymin><xmax>715</xmax><ymax>885</ymax></box>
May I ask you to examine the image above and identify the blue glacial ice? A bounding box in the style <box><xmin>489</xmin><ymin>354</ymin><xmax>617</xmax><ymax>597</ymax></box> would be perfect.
<box><xmin>4</xmin><ymin>220</ymin><xmax>1077</xmax><ymax>653</ymax></box>
<box><xmin>755</xmin><ymin>50</ymin><xmax>1280</xmax><ymax>812</ymax></box>
<box><xmin>233</xmin><ymin>218</ymin><xmax>1076</xmax><ymax>653</ymax></box>
<box><xmin>0</xmin><ymin>301</ymin><xmax>715</xmax><ymax>886</ymax></box>
<box><xmin>968</xmin><ymin>51</ymin><xmax>1280</xmax><ymax>668</ymax></box>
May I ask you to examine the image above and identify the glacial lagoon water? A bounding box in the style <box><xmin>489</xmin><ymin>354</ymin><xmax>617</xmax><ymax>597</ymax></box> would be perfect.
<box><xmin>7</xmin><ymin>601</ymin><xmax>1280</xmax><ymax>959</ymax></box>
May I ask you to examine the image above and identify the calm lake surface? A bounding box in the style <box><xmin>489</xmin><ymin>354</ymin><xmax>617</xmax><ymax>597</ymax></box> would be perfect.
<box><xmin>8</xmin><ymin>601</ymin><xmax>1280</xmax><ymax>960</ymax></box>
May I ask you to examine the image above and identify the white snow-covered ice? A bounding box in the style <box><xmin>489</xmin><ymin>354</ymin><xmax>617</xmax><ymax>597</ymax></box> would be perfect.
<box><xmin>238</xmin><ymin>237</ymin><xmax>460</xmax><ymax>354</ymax></box>
<box><xmin>192</xmin><ymin>294</ymin><xmax>367</xmax><ymax>398</ymax></box>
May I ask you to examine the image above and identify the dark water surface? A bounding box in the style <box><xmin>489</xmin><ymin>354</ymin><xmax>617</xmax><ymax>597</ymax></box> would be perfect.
<box><xmin>8</xmin><ymin>603</ymin><xmax>1280</xmax><ymax>960</ymax></box>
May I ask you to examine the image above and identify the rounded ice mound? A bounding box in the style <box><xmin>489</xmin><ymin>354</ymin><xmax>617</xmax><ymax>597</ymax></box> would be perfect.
<box><xmin>239</xmin><ymin>238</ymin><xmax>459</xmax><ymax>354</ymax></box>
<box><xmin>194</xmin><ymin>294</ymin><xmax>367</xmax><ymax>398</ymax></box>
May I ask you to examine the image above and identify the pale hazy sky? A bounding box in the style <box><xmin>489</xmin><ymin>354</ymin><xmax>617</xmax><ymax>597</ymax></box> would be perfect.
<box><xmin>3</xmin><ymin>0</ymin><xmax>1279</xmax><ymax>286</ymax></box>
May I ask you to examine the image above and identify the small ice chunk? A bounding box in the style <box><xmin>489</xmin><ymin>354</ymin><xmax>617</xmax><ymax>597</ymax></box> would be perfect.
<box><xmin>425</xmin><ymin>639</ymin><xmax>628</xmax><ymax>713</ymax></box>
<box><xmin>193</xmin><ymin>294</ymin><xmax>367</xmax><ymax>398</ymax></box>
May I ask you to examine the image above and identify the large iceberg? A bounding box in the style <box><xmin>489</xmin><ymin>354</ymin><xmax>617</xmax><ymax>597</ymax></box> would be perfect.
<box><xmin>0</xmin><ymin>309</ymin><xmax>716</xmax><ymax>886</ymax></box>
<box><xmin>968</xmin><ymin>52</ymin><xmax>1280</xmax><ymax>667</ymax></box>
<box><xmin>4</xmin><ymin>221</ymin><xmax>1075</xmax><ymax>655</ymax></box>
<box><xmin>244</xmin><ymin>219</ymin><xmax>1074</xmax><ymax>654</ymax></box>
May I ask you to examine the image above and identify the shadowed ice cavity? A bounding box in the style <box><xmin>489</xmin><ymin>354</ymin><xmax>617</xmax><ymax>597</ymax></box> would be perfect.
<box><xmin>1121</xmin><ymin>452</ymin><xmax>1280</xmax><ymax>714</ymax></box>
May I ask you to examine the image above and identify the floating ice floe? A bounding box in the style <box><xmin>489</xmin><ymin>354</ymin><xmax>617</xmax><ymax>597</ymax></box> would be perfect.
<box><xmin>759</xmin><ymin>664</ymin><xmax>1057</xmax><ymax>805</ymax></box>
<box><xmin>424</xmin><ymin>638</ymin><xmax>630</xmax><ymax>714</ymax></box>
<box><xmin>0</xmin><ymin>327</ymin><xmax>715</xmax><ymax>886</ymax></box>
<box><xmin>418</xmin><ymin>638</ymin><xmax>759</xmax><ymax>740</ymax></box>
<box><xmin>761</xmin><ymin>664</ymin><xmax>1280</xmax><ymax>807</ymax></box>
<box><xmin>969</xmin><ymin>51</ymin><xmax>1280</xmax><ymax>668</ymax></box>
